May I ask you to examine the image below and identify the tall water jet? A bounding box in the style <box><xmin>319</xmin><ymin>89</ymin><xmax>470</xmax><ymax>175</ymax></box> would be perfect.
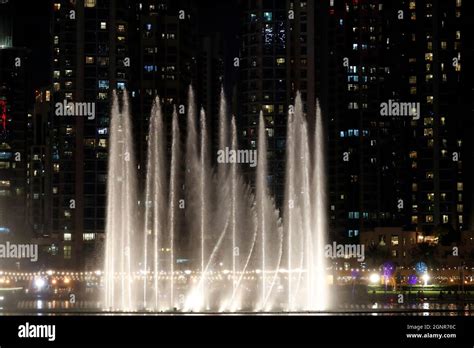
<box><xmin>256</xmin><ymin>112</ymin><xmax>267</xmax><ymax>307</ymax></box>
<box><xmin>216</xmin><ymin>88</ymin><xmax>230</xmax><ymax>263</ymax></box>
<box><xmin>256</xmin><ymin>112</ymin><xmax>284</xmax><ymax>310</ymax></box>
<box><xmin>142</xmin><ymin>97</ymin><xmax>168</xmax><ymax>310</ymax></box>
<box><xmin>284</xmin><ymin>105</ymin><xmax>296</xmax><ymax>310</ymax></box>
<box><xmin>104</xmin><ymin>87</ymin><xmax>329</xmax><ymax>312</ymax></box>
<box><xmin>183</xmin><ymin>87</ymin><xmax>203</xmax><ymax>311</ymax></box>
<box><xmin>168</xmin><ymin>108</ymin><xmax>181</xmax><ymax>309</ymax></box>
<box><xmin>283</xmin><ymin>94</ymin><xmax>328</xmax><ymax>310</ymax></box>
<box><xmin>199</xmin><ymin>108</ymin><xmax>212</xmax><ymax>309</ymax></box>
<box><xmin>104</xmin><ymin>91</ymin><xmax>139</xmax><ymax>311</ymax></box>
<box><xmin>230</xmin><ymin>115</ymin><xmax>239</xmax><ymax>298</ymax></box>
<box><xmin>311</xmin><ymin>100</ymin><xmax>328</xmax><ymax>310</ymax></box>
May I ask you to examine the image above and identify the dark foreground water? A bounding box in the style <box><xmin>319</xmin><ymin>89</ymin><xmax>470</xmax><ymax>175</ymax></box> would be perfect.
<box><xmin>1</xmin><ymin>299</ymin><xmax>473</xmax><ymax>316</ymax></box>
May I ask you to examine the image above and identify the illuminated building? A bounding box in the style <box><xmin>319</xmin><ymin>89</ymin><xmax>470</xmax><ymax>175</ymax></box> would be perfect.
<box><xmin>0</xmin><ymin>0</ymin><xmax>31</xmax><ymax>256</ymax></box>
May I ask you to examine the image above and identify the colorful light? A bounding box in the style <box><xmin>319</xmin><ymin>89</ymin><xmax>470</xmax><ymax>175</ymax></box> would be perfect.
<box><xmin>0</xmin><ymin>100</ymin><xmax>7</xmax><ymax>131</ymax></box>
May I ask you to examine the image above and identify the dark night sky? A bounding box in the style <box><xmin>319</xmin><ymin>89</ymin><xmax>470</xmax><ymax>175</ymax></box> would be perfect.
<box><xmin>11</xmin><ymin>0</ymin><xmax>51</xmax><ymax>88</ymax></box>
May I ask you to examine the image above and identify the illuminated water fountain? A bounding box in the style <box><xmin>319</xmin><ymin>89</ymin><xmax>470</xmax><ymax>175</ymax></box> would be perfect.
<box><xmin>104</xmin><ymin>88</ymin><xmax>329</xmax><ymax>312</ymax></box>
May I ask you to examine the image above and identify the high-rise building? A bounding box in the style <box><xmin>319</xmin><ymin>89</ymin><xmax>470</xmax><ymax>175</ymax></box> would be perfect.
<box><xmin>0</xmin><ymin>1</ymin><xmax>31</xmax><ymax>256</ymax></box>
<box><xmin>0</xmin><ymin>47</ymin><xmax>31</xmax><ymax>244</ymax></box>
<box><xmin>128</xmin><ymin>0</ymin><xmax>198</xmax><ymax>174</ymax></box>
<box><xmin>37</xmin><ymin>0</ymin><xmax>207</xmax><ymax>269</ymax></box>
<box><xmin>27</xmin><ymin>88</ymin><xmax>55</xmax><ymax>267</ymax></box>
<box><xmin>323</xmin><ymin>0</ymin><xmax>469</xmax><ymax>241</ymax></box>
<box><xmin>239</xmin><ymin>0</ymin><xmax>472</xmax><ymax>244</ymax></box>
<box><xmin>48</xmin><ymin>0</ymin><xmax>131</xmax><ymax>269</ymax></box>
<box><xmin>238</xmin><ymin>0</ymin><xmax>316</xmax><ymax>203</ymax></box>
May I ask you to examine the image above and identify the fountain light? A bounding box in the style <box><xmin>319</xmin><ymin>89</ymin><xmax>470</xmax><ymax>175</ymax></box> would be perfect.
<box><xmin>422</xmin><ymin>273</ymin><xmax>430</xmax><ymax>286</ymax></box>
<box><xmin>369</xmin><ymin>273</ymin><xmax>380</xmax><ymax>284</ymax></box>
<box><xmin>34</xmin><ymin>277</ymin><xmax>46</xmax><ymax>290</ymax></box>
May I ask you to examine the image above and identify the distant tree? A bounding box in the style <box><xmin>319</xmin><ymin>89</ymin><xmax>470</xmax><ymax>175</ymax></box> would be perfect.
<box><xmin>410</xmin><ymin>242</ymin><xmax>438</xmax><ymax>267</ymax></box>
<box><xmin>365</xmin><ymin>242</ymin><xmax>390</xmax><ymax>267</ymax></box>
<box><xmin>433</xmin><ymin>223</ymin><xmax>460</xmax><ymax>246</ymax></box>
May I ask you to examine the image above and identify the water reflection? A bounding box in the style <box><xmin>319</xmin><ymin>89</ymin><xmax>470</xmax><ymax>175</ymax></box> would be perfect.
<box><xmin>0</xmin><ymin>299</ymin><xmax>472</xmax><ymax>316</ymax></box>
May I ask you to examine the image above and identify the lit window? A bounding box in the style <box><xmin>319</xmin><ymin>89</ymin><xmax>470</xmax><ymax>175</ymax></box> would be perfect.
<box><xmin>117</xmin><ymin>24</ymin><xmax>126</xmax><ymax>33</ymax></box>
<box><xmin>117</xmin><ymin>82</ymin><xmax>126</xmax><ymax>90</ymax></box>
<box><xmin>424</xmin><ymin>128</ymin><xmax>433</xmax><ymax>137</ymax></box>
<box><xmin>85</xmin><ymin>56</ymin><xmax>95</xmax><ymax>64</ymax></box>
<box><xmin>276</xmin><ymin>57</ymin><xmax>285</xmax><ymax>66</ymax></box>
<box><xmin>144</xmin><ymin>65</ymin><xmax>157</xmax><ymax>72</ymax></box>
<box><xmin>53</xmin><ymin>3</ymin><xmax>61</xmax><ymax>11</ymax></box>
<box><xmin>263</xmin><ymin>12</ymin><xmax>272</xmax><ymax>22</ymax></box>
<box><xmin>98</xmin><ymin>139</ymin><xmax>107</xmax><ymax>148</ymax></box>
<box><xmin>83</xmin><ymin>233</ymin><xmax>95</xmax><ymax>241</ymax></box>
<box><xmin>262</xmin><ymin>104</ymin><xmax>274</xmax><ymax>113</ymax></box>
<box><xmin>100</xmin><ymin>22</ymin><xmax>107</xmax><ymax>30</ymax></box>
<box><xmin>84</xmin><ymin>0</ymin><xmax>96</xmax><ymax>8</ymax></box>
<box><xmin>391</xmin><ymin>235</ymin><xmax>399</xmax><ymax>246</ymax></box>
<box><xmin>98</xmin><ymin>80</ymin><xmax>109</xmax><ymax>89</ymax></box>
<box><xmin>411</xmin><ymin>216</ymin><xmax>418</xmax><ymax>224</ymax></box>
<box><xmin>64</xmin><ymin>245</ymin><xmax>72</xmax><ymax>259</ymax></box>
<box><xmin>442</xmin><ymin>215</ymin><xmax>449</xmax><ymax>223</ymax></box>
<box><xmin>0</xmin><ymin>180</ymin><xmax>10</xmax><ymax>187</ymax></box>
<box><xmin>457</xmin><ymin>182</ymin><xmax>463</xmax><ymax>191</ymax></box>
<box><xmin>98</xmin><ymin>128</ymin><xmax>108</xmax><ymax>135</ymax></box>
<box><xmin>64</xmin><ymin>233</ymin><xmax>72</xmax><ymax>241</ymax></box>
<box><xmin>98</xmin><ymin>92</ymin><xmax>108</xmax><ymax>100</ymax></box>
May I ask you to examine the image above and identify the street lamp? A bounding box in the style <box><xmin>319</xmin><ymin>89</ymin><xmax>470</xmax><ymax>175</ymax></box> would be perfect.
<box><xmin>421</xmin><ymin>273</ymin><xmax>430</xmax><ymax>287</ymax></box>
<box><xmin>369</xmin><ymin>273</ymin><xmax>380</xmax><ymax>284</ymax></box>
